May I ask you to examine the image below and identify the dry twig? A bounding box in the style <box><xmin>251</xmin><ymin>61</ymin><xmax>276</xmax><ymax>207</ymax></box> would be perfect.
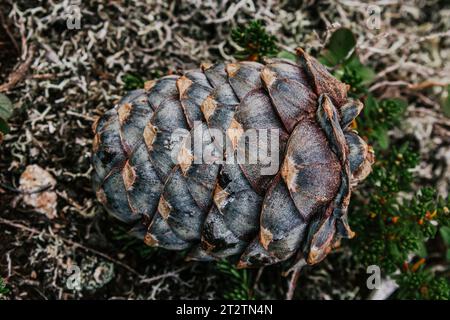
<box><xmin>0</xmin><ymin>43</ymin><xmax>36</xmax><ymax>93</ymax></box>
<box><xmin>0</xmin><ymin>217</ymin><xmax>143</xmax><ymax>278</ymax></box>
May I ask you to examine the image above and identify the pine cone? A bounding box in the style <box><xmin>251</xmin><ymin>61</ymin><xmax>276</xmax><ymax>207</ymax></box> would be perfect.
<box><xmin>92</xmin><ymin>49</ymin><xmax>374</xmax><ymax>267</ymax></box>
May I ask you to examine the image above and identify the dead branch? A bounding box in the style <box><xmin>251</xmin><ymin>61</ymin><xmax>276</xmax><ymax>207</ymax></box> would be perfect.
<box><xmin>0</xmin><ymin>43</ymin><xmax>36</xmax><ymax>93</ymax></box>
<box><xmin>0</xmin><ymin>217</ymin><xmax>144</xmax><ymax>278</ymax></box>
<box><xmin>284</xmin><ymin>255</ymin><xmax>307</xmax><ymax>300</ymax></box>
<box><xmin>140</xmin><ymin>266</ymin><xmax>189</xmax><ymax>284</ymax></box>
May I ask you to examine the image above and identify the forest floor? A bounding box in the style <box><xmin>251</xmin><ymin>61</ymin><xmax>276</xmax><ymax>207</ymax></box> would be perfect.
<box><xmin>0</xmin><ymin>0</ymin><xmax>449</xmax><ymax>299</ymax></box>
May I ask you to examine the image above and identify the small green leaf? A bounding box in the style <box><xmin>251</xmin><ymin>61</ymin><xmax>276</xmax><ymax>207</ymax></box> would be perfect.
<box><xmin>0</xmin><ymin>117</ymin><xmax>9</xmax><ymax>135</ymax></box>
<box><xmin>0</xmin><ymin>93</ymin><xmax>13</xmax><ymax>121</ymax></box>
<box><xmin>374</xmin><ymin>126</ymin><xmax>389</xmax><ymax>149</ymax></box>
<box><xmin>0</xmin><ymin>277</ymin><xmax>9</xmax><ymax>296</ymax></box>
<box><xmin>345</xmin><ymin>56</ymin><xmax>376</xmax><ymax>85</ymax></box>
<box><xmin>277</xmin><ymin>50</ymin><xmax>297</xmax><ymax>62</ymax></box>
<box><xmin>440</xmin><ymin>226</ymin><xmax>450</xmax><ymax>245</ymax></box>
<box><xmin>415</xmin><ymin>241</ymin><xmax>428</xmax><ymax>258</ymax></box>
<box><xmin>358</xmin><ymin>66</ymin><xmax>376</xmax><ymax>85</ymax></box>
<box><xmin>365</xmin><ymin>94</ymin><xmax>378</xmax><ymax>111</ymax></box>
<box><xmin>320</xmin><ymin>28</ymin><xmax>356</xmax><ymax>67</ymax></box>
